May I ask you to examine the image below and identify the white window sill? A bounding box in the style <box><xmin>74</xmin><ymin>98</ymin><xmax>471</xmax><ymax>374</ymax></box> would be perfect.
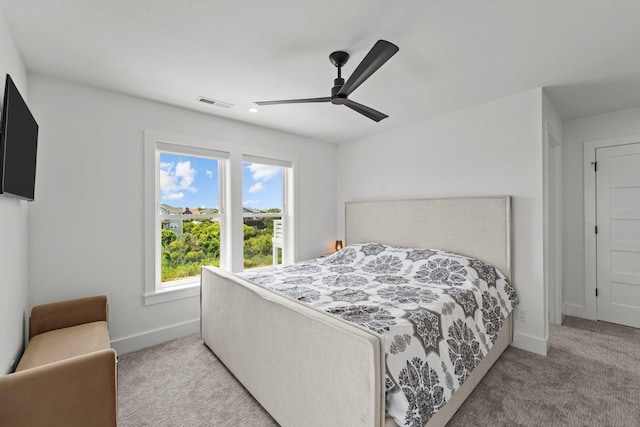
<box><xmin>143</xmin><ymin>281</ymin><xmax>200</xmax><ymax>306</ymax></box>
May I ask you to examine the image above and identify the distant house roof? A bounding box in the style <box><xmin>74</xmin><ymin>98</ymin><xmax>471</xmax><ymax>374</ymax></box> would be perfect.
<box><xmin>199</xmin><ymin>208</ymin><xmax>219</xmax><ymax>215</ymax></box>
<box><xmin>160</xmin><ymin>204</ymin><xmax>184</xmax><ymax>215</ymax></box>
<box><xmin>161</xmin><ymin>204</ymin><xmax>218</xmax><ymax>215</ymax></box>
<box><xmin>243</xmin><ymin>207</ymin><xmax>261</xmax><ymax>214</ymax></box>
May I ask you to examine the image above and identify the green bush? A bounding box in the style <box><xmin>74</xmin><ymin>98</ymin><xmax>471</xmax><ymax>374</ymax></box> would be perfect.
<box><xmin>161</xmin><ymin>217</ymin><xmax>279</xmax><ymax>282</ymax></box>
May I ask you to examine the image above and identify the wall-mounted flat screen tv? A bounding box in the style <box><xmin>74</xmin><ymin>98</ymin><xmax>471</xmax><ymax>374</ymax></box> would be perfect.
<box><xmin>0</xmin><ymin>74</ymin><xmax>39</xmax><ymax>201</ymax></box>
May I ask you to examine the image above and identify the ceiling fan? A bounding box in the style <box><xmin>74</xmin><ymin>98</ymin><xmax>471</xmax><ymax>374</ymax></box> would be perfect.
<box><xmin>255</xmin><ymin>40</ymin><xmax>399</xmax><ymax>122</ymax></box>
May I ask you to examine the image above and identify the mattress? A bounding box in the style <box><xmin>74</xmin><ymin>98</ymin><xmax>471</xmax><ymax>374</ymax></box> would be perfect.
<box><xmin>238</xmin><ymin>243</ymin><xmax>518</xmax><ymax>427</ymax></box>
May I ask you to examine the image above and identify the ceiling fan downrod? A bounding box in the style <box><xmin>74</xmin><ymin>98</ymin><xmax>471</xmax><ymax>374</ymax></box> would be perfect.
<box><xmin>330</xmin><ymin>51</ymin><xmax>349</xmax><ymax>104</ymax></box>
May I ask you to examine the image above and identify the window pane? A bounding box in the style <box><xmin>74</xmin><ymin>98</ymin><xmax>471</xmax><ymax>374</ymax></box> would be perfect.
<box><xmin>243</xmin><ymin>216</ymin><xmax>282</xmax><ymax>269</ymax></box>
<box><xmin>161</xmin><ymin>218</ymin><xmax>221</xmax><ymax>282</ymax></box>
<box><xmin>160</xmin><ymin>152</ymin><xmax>219</xmax><ymax>214</ymax></box>
<box><xmin>243</xmin><ymin>161</ymin><xmax>283</xmax><ymax>269</ymax></box>
<box><xmin>160</xmin><ymin>152</ymin><xmax>220</xmax><ymax>283</ymax></box>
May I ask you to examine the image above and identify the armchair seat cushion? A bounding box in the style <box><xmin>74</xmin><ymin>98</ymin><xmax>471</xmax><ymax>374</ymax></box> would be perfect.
<box><xmin>16</xmin><ymin>321</ymin><xmax>110</xmax><ymax>371</ymax></box>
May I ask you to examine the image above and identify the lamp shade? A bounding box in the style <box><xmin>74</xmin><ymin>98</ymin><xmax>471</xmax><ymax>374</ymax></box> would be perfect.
<box><xmin>335</xmin><ymin>240</ymin><xmax>344</xmax><ymax>251</ymax></box>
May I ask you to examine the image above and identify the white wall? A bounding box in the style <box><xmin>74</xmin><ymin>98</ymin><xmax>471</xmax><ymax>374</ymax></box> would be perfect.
<box><xmin>27</xmin><ymin>74</ymin><xmax>337</xmax><ymax>353</ymax></box>
<box><xmin>562</xmin><ymin>107</ymin><xmax>640</xmax><ymax>317</ymax></box>
<box><xmin>337</xmin><ymin>89</ymin><xmax>548</xmax><ymax>355</ymax></box>
<box><xmin>0</xmin><ymin>9</ymin><xmax>29</xmax><ymax>375</ymax></box>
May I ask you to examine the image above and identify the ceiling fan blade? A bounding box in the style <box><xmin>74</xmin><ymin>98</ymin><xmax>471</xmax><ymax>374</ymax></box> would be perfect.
<box><xmin>344</xmin><ymin>99</ymin><xmax>388</xmax><ymax>122</ymax></box>
<box><xmin>255</xmin><ymin>97</ymin><xmax>332</xmax><ymax>106</ymax></box>
<box><xmin>338</xmin><ymin>40</ymin><xmax>399</xmax><ymax>97</ymax></box>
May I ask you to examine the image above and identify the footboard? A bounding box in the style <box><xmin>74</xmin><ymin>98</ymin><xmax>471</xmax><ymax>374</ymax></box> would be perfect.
<box><xmin>201</xmin><ymin>266</ymin><xmax>385</xmax><ymax>427</ymax></box>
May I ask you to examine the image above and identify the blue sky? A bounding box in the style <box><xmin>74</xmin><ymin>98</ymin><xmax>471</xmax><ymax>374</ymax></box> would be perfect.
<box><xmin>159</xmin><ymin>153</ymin><xmax>282</xmax><ymax>210</ymax></box>
<box><xmin>241</xmin><ymin>162</ymin><xmax>282</xmax><ymax>210</ymax></box>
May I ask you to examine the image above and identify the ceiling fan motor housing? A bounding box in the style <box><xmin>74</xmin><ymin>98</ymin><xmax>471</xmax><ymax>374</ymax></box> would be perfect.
<box><xmin>331</xmin><ymin>78</ymin><xmax>347</xmax><ymax>104</ymax></box>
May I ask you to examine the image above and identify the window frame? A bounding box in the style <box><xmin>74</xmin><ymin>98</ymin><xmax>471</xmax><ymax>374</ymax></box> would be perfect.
<box><xmin>144</xmin><ymin>130</ymin><xmax>297</xmax><ymax>305</ymax></box>
<box><xmin>242</xmin><ymin>155</ymin><xmax>294</xmax><ymax>268</ymax></box>
<box><xmin>157</xmin><ymin>147</ymin><xmax>226</xmax><ymax>287</ymax></box>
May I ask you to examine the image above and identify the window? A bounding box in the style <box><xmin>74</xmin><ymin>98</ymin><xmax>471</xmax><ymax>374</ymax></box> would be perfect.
<box><xmin>159</xmin><ymin>151</ymin><xmax>222</xmax><ymax>284</ymax></box>
<box><xmin>144</xmin><ymin>131</ymin><xmax>296</xmax><ymax>305</ymax></box>
<box><xmin>242</xmin><ymin>157</ymin><xmax>291</xmax><ymax>269</ymax></box>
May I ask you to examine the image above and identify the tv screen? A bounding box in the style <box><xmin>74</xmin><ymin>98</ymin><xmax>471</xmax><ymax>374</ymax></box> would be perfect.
<box><xmin>0</xmin><ymin>74</ymin><xmax>38</xmax><ymax>201</ymax></box>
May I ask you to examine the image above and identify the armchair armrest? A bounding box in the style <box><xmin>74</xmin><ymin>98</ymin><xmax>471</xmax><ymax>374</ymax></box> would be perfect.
<box><xmin>29</xmin><ymin>295</ymin><xmax>108</xmax><ymax>338</ymax></box>
<box><xmin>0</xmin><ymin>348</ymin><xmax>117</xmax><ymax>427</ymax></box>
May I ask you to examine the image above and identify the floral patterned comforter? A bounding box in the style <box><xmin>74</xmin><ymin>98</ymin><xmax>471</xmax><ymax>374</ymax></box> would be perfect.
<box><xmin>238</xmin><ymin>243</ymin><xmax>518</xmax><ymax>427</ymax></box>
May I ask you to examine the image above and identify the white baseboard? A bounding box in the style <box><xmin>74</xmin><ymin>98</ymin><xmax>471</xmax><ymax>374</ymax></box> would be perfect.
<box><xmin>511</xmin><ymin>331</ymin><xmax>548</xmax><ymax>356</ymax></box>
<box><xmin>563</xmin><ymin>303</ymin><xmax>596</xmax><ymax>320</ymax></box>
<box><xmin>110</xmin><ymin>318</ymin><xmax>200</xmax><ymax>355</ymax></box>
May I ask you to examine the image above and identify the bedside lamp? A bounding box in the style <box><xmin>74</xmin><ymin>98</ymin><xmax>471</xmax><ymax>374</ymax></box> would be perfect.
<box><xmin>335</xmin><ymin>240</ymin><xmax>344</xmax><ymax>251</ymax></box>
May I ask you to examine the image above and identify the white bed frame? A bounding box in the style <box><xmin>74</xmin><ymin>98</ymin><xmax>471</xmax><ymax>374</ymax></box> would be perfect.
<box><xmin>201</xmin><ymin>196</ymin><xmax>512</xmax><ymax>427</ymax></box>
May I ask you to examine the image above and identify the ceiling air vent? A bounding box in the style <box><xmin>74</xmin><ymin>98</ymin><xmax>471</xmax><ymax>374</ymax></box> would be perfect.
<box><xmin>196</xmin><ymin>96</ymin><xmax>233</xmax><ymax>109</ymax></box>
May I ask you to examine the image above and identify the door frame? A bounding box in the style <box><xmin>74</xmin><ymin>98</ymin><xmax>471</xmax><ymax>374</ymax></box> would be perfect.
<box><xmin>544</xmin><ymin>122</ymin><xmax>562</xmax><ymax>325</ymax></box>
<box><xmin>584</xmin><ymin>134</ymin><xmax>640</xmax><ymax>320</ymax></box>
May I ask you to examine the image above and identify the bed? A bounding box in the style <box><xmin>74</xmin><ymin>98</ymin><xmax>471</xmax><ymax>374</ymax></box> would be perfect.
<box><xmin>201</xmin><ymin>196</ymin><xmax>516</xmax><ymax>427</ymax></box>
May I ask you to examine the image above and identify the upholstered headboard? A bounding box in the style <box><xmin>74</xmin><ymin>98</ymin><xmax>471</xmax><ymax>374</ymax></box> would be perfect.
<box><xmin>345</xmin><ymin>196</ymin><xmax>512</xmax><ymax>279</ymax></box>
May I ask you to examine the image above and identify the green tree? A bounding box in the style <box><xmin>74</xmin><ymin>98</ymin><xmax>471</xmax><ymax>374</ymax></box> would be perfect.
<box><xmin>161</xmin><ymin>216</ymin><xmax>282</xmax><ymax>281</ymax></box>
<box><xmin>161</xmin><ymin>228</ymin><xmax>177</xmax><ymax>248</ymax></box>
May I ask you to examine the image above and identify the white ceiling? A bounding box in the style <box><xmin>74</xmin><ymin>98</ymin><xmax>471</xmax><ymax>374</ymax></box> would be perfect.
<box><xmin>2</xmin><ymin>0</ymin><xmax>640</xmax><ymax>143</ymax></box>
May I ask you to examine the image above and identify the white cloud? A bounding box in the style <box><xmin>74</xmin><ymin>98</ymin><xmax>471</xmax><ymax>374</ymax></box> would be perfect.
<box><xmin>160</xmin><ymin>160</ymin><xmax>197</xmax><ymax>201</ymax></box>
<box><xmin>243</xmin><ymin>199</ymin><xmax>258</xmax><ymax>206</ymax></box>
<box><xmin>248</xmin><ymin>163</ymin><xmax>279</xmax><ymax>182</ymax></box>
<box><xmin>165</xmin><ymin>192</ymin><xmax>184</xmax><ymax>200</ymax></box>
<box><xmin>175</xmin><ymin>161</ymin><xmax>195</xmax><ymax>188</ymax></box>
<box><xmin>205</xmin><ymin>169</ymin><xmax>213</xmax><ymax>178</ymax></box>
<box><xmin>248</xmin><ymin>182</ymin><xmax>263</xmax><ymax>193</ymax></box>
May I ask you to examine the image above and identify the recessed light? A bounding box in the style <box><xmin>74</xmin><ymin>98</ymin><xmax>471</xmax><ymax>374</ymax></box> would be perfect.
<box><xmin>248</xmin><ymin>108</ymin><xmax>258</xmax><ymax>113</ymax></box>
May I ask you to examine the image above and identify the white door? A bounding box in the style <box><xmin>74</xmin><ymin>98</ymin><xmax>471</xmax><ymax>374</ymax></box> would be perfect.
<box><xmin>596</xmin><ymin>142</ymin><xmax>640</xmax><ymax>328</ymax></box>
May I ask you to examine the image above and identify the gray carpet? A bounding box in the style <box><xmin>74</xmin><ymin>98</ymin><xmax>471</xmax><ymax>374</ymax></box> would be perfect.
<box><xmin>118</xmin><ymin>317</ymin><xmax>640</xmax><ymax>426</ymax></box>
<box><xmin>117</xmin><ymin>334</ymin><xmax>279</xmax><ymax>427</ymax></box>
